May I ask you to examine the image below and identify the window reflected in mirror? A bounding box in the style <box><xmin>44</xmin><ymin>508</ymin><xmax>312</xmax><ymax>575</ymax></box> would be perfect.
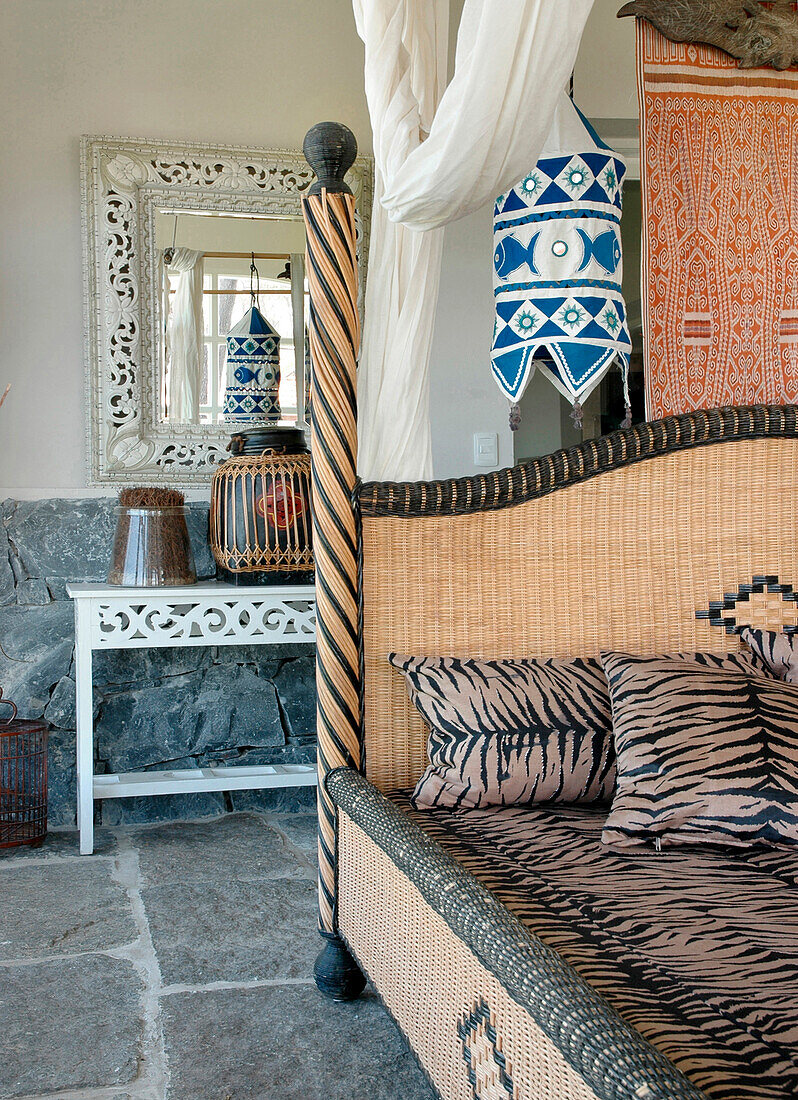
<box><xmin>155</xmin><ymin>210</ymin><xmax>308</xmax><ymax>426</ymax></box>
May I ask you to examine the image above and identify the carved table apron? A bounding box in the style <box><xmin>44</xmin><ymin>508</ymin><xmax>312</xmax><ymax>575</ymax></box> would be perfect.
<box><xmin>66</xmin><ymin>581</ymin><xmax>316</xmax><ymax>854</ymax></box>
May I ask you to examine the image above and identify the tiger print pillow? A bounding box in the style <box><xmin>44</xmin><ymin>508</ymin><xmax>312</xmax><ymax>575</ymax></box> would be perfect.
<box><xmin>601</xmin><ymin>651</ymin><xmax>798</xmax><ymax>850</ymax></box>
<box><xmin>741</xmin><ymin>627</ymin><xmax>798</xmax><ymax>684</ymax></box>
<box><xmin>389</xmin><ymin>654</ymin><xmax>616</xmax><ymax>809</ymax></box>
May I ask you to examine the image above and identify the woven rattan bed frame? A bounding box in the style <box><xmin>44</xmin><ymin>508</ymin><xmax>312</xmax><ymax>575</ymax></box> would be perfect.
<box><xmin>300</xmin><ymin>128</ymin><xmax>798</xmax><ymax>1100</ymax></box>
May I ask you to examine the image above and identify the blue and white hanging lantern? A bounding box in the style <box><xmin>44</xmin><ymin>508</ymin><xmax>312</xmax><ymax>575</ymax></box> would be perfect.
<box><xmin>491</xmin><ymin>95</ymin><xmax>632</xmax><ymax>428</ymax></box>
<box><xmin>223</xmin><ymin>256</ymin><xmax>282</xmax><ymax>423</ymax></box>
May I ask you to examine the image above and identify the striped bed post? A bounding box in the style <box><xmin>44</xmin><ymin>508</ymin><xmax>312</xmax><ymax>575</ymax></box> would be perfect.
<box><xmin>302</xmin><ymin>123</ymin><xmax>366</xmax><ymax>1000</ymax></box>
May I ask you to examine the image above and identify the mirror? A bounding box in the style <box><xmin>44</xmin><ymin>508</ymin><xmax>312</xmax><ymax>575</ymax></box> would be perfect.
<box><xmin>82</xmin><ymin>136</ymin><xmax>372</xmax><ymax>485</ymax></box>
<box><xmin>155</xmin><ymin>210</ymin><xmax>308</xmax><ymax>426</ymax></box>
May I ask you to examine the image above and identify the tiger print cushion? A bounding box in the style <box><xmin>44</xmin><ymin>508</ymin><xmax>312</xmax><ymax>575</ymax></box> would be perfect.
<box><xmin>392</xmin><ymin>792</ymin><xmax>798</xmax><ymax>1099</ymax></box>
<box><xmin>601</xmin><ymin>650</ymin><xmax>798</xmax><ymax>850</ymax></box>
<box><xmin>389</xmin><ymin>654</ymin><xmax>617</xmax><ymax>809</ymax></box>
<box><xmin>742</xmin><ymin>627</ymin><xmax>798</xmax><ymax>683</ymax></box>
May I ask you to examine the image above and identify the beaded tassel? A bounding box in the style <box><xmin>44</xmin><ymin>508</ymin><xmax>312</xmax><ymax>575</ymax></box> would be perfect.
<box><xmin>620</xmin><ymin>361</ymin><xmax>633</xmax><ymax>429</ymax></box>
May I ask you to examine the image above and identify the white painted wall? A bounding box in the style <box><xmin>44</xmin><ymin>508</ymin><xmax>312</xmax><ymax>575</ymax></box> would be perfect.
<box><xmin>0</xmin><ymin>0</ymin><xmax>370</xmax><ymax>498</ymax></box>
<box><xmin>430</xmin><ymin>205</ymin><xmax>515</xmax><ymax>480</ymax></box>
<box><xmin>0</xmin><ymin>0</ymin><xmax>638</xmax><ymax>498</ymax></box>
<box><xmin>574</xmin><ymin>0</ymin><xmax>638</xmax><ymax>120</ymax></box>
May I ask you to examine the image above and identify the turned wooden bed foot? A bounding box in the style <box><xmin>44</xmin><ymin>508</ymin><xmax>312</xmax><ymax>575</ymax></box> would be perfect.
<box><xmin>314</xmin><ymin>933</ymin><xmax>367</xmax><ymax>1001</ymax></box>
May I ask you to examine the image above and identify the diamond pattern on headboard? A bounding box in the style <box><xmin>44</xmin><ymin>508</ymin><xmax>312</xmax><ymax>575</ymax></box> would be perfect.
<box><xmin>696</xmin><ymin>577</ymin><xmax>798</xmax><ymax>636</ymax></box>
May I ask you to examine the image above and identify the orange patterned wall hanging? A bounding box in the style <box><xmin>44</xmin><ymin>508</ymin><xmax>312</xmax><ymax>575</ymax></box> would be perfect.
<box><xmin>639</xmin><ymin>19</ymin><xmax>798</xmax><ymax>418</ymax></box>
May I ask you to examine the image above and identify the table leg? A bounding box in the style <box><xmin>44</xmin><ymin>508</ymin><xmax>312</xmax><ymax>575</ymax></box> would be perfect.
<box><xmin>74</xmin><ymin>601</ymin><xmax>94</xmax><ymax>855</ymax></box>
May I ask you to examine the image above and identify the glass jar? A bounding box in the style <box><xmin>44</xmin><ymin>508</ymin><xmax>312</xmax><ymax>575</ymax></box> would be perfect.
<box><xmin>107</xmin><ymin>506</ymin><xmax>197</xmax><ymax>587</ymax></box>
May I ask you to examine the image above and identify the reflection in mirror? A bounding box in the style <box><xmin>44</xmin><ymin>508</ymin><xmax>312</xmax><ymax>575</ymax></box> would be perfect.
<box><xmin>82</xmin><ymin>136</ymin><xmax>371</xmax><ymax>484</ymax></box>
<box><xmin>155</xmin><ymin>210</ymin><xmax>307</xmax><ymax>427</ymax></box>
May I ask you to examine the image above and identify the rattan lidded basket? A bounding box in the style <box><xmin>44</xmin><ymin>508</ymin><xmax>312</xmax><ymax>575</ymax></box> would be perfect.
<box><xmin>210</xmin><ymin>425</ymin><xmax>314</xmax><ymax>585</ymax></box>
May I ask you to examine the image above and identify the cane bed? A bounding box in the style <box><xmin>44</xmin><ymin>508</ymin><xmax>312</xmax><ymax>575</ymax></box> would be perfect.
<box><xmin>299</xmin><ymin>125</ymin><xmax>798</xmax><ymax>1100</ymax></box>
<box><xmin>328</xmin><ymin>405</ymin><xmax>798</xmax><ymax>1100</ymax></box>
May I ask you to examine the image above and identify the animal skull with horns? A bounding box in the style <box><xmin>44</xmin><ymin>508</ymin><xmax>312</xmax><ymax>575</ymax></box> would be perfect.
<box><xmin>618</xmin><ymin>0</ymin><xmax>798</xmax><ymax>70</ymax></box>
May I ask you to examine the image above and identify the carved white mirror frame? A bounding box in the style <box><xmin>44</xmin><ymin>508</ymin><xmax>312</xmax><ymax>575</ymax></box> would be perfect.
<box><xmin>81</xmin><ymin>135</ymin><xmax>373</xmax><ymax>485</ymax></box>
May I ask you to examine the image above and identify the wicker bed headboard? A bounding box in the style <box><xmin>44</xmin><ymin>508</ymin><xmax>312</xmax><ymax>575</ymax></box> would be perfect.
<box><xmin>356</xmin><ymin>406</ymin><xmax>798</xmax><ymax>792</ymax></box>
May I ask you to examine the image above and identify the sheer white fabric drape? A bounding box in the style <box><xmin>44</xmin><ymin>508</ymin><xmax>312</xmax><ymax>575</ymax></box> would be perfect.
<box><xmin>163</xmin><ymin>248</ymin><xmax>205</xmax><ymax>423</ymax></box>
<box><xmin>353</xmin><ymin>0</ymin><xmax>594</xmax><ymax>481</ymax></box>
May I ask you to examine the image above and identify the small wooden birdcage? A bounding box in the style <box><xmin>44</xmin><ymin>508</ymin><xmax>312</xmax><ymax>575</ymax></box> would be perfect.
<box><xmin>0</xmin><ymin>689</ymin><xmax>48</xmax><ymax>849</ymax></box>
<box><xmin>210</xmin><ymin>426</ymin><xmax>314</xmax><ymax>584</ymax></box>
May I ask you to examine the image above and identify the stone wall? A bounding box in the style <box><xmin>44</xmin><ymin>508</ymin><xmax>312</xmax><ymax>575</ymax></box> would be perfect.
<box><xmin>0</xmin><ymin>498</ymin><xmax>316</xmax><ymax>827</ymax></box>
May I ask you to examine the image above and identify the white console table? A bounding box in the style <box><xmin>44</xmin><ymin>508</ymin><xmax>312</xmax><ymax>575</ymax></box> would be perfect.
<box><xmin>66</xmin><ymin>581</ymin><xmax>317</xmax><ymax>854</ymax></box>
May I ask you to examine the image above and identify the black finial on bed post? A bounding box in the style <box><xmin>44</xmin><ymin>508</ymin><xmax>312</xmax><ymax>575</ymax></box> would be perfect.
<box><xmin>303</xmin><ymin>122</ymin><xmax>357</xmax><ymax>196</ymax></box>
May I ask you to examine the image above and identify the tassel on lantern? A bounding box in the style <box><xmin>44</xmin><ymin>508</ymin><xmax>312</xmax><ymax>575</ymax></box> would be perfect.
<box><xmin>620</xmin><ymin>360</ymin><xmax>633</xmax><ymax>429</ymax></box>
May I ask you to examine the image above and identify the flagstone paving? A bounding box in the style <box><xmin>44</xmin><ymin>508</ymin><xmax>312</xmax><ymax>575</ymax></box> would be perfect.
<box><xmin>0</xmin><ymin>812</ymin><xmax>435</xmax><ymax>1100</ymax></box>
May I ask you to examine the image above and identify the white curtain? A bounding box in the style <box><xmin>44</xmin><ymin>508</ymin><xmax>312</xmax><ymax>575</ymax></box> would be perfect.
<box><xmin>163</xmin><ymin>248</ymin><xmax>204</xmax><ymax>423</ymax></box>
<box><xmin>354</xmin><ymin>0</ymin><xmax>594</xmax><ymax>481</ymax></box>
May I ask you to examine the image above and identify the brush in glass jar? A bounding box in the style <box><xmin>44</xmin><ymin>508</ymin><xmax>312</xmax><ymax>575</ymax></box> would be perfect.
<box><xmin>108</xmin><ymin>487</ymin><xmax>197</xmax><ymax>587</ymax></box>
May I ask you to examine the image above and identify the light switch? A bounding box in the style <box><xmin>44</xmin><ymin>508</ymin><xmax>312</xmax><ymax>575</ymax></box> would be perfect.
<box><xmin>473</xmin><ymin>432</ymin><xmax>499</xmax><ymax>468</ymax></box>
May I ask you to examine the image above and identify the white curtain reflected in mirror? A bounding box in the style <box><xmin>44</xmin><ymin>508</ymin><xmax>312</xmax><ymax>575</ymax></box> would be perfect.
<box><xmin>161</xmin><ymin>246</ymin><xmax>204</xmax><ymax>422</ymax></box>
<box><xmin>156</xmin><ymin>210</ymin><xmax>308</xmax><ymax>426</ymax></box>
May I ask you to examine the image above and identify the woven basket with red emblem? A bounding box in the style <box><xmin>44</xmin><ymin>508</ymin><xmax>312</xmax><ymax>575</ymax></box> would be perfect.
<box><xmin>210</xmin><ymin>426</ymin><xmax>314</xmax><ymax>584</ymax></box>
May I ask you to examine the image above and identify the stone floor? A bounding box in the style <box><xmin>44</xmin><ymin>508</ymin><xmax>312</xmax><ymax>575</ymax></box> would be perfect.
<box><xmin>0</xmin><ymin>812</ymin><xmax>436</xmax><ymax>1100</ymax></box>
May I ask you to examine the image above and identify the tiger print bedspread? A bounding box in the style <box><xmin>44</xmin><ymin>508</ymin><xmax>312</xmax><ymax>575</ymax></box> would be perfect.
<box><xmin>390</xmin><ymin>794</ymin><xmax>798</xmax><ymax>1099</ymax></box>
